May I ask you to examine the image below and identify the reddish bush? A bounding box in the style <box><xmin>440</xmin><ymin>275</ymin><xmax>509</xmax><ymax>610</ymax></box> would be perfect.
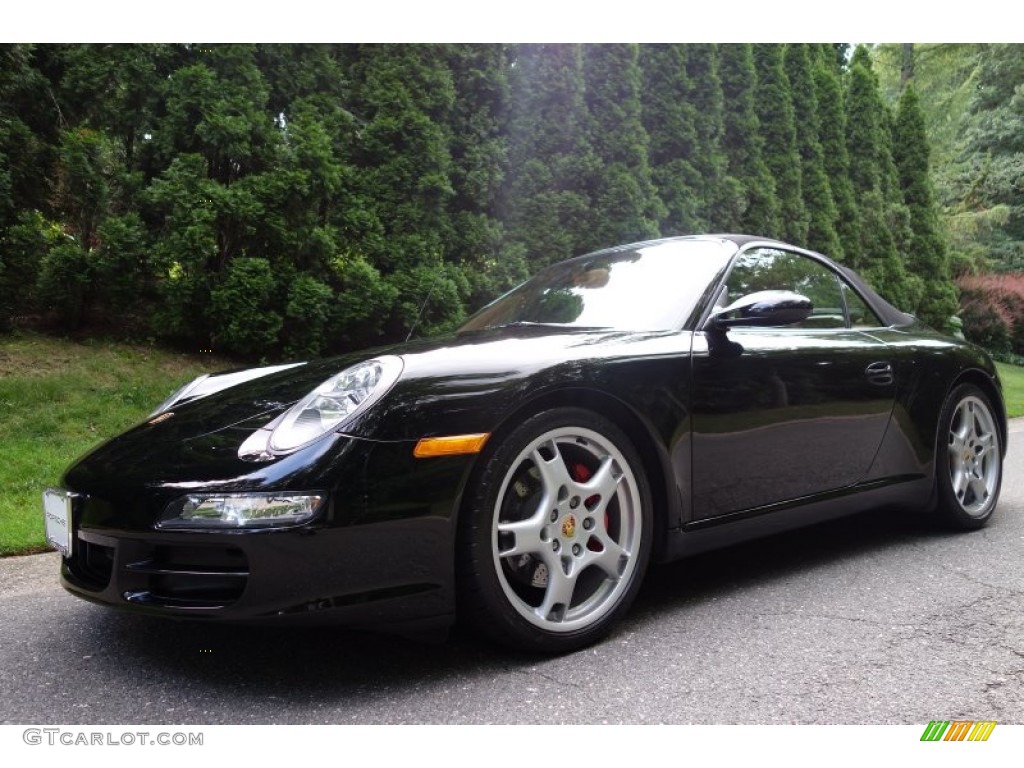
<box><xmin>957</xmin><ymin>273</ymin><xmax>1024</xmax><ymax>354</ymax></box>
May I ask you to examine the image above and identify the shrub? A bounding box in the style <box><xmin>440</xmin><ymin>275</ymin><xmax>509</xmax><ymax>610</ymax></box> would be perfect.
<box><xmin>93</xmin><ymin>213</ymin><xmax>149</xmax><ymax>311</ymax></box>
<box><xmin>957</xmin><ymin>273</ymin><xmax>1024</xmax><ymax>354</ymax></box>
<box><xmin>208</xmin><ymin>257</ymin><xmax>283</xmax><ymax>357</ymax></box>
<box><xmin>327</xmin><ymin>252</ymin><xmax>397</xmax><ymax>349</ymax></box>
<box><xmin>283</xmin><ymin>275</ymin><xmax>334</xmax><ymax>359</ymax></box>
<box><xmin>0</xmin><ymin>210</ymin><xmax>63</xmax><ymax>325</ymax></box>
<box><xmin>36</xmin><ymin>240</ymin><xmax>92</xmax><ymax>329</ymax></box>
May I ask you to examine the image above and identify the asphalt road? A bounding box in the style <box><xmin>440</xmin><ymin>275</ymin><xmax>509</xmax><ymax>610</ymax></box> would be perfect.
<box><xmin>2</xmin><ymin>426</ymin><xmax>1023</xmax><ymax>725</ymax></box>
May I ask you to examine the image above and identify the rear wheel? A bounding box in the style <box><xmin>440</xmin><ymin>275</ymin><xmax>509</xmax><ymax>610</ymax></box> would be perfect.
<box><xmin>458</xmin><ymin>408</ymin><xmax>652</xmax><ymax>653</ymax></box>
<box><xmin>935</xmin><ymin>384</ymin><xmax>1002</xmax><ymax>529</ymax></box>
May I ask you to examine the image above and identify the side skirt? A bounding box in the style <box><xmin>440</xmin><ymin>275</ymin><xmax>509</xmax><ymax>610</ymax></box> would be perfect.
<box><xmin>657</xmin><ymin>475</ymin><xmax>932</xmax><ymax>563</ymax></box>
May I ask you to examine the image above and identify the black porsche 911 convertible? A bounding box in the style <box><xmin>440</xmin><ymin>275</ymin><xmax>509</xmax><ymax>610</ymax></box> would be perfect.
<box><xmin>44</xmin><ymin>235</ymin><xmax>1007</xmax><ymax>653</ymax></box>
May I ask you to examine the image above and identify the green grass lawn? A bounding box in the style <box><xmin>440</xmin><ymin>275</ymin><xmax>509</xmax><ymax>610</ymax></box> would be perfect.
<box><xmin>0</xmin><ymin>333</ymin><xmax>230</xmax><ymax>556</ymax></box>
<box><xmin>996</xmin><ymin>362</ymin><xmax>1024</xmax><ymax>419</ymax></box>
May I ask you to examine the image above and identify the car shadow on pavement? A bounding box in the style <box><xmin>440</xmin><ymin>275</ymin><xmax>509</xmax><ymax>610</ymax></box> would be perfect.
<box><xmin>631</xmin><ymin>505</ymin><xmax>952</xmax><ymax>620</ymax></box>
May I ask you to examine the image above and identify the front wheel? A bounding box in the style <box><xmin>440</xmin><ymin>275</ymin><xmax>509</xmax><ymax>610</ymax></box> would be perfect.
<box><xmin>935</xmin><ymin>384</ymin><xmax>1003</xmax><ymax>530</ymax></box>
<box><xmin>457</xmin><ymin>408</ymin><xmax>652</xmax><ymax>653</ymax></box>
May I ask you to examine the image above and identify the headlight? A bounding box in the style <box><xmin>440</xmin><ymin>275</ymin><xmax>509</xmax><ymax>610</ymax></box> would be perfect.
<box><xmin>267</xmin><ymin>356</ymin><xmax>403</xmax><ymax>453</ymax></box>
<box><xmin>159</xmin><ymin>493</ymin><xmax>325</xmax><ymax>528</ymax></box>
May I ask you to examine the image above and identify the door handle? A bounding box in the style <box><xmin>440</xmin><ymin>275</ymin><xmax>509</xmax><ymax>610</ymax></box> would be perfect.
<box><xmin>865</xmin><ymin>361</ymin><xmax>894</xmax><ymax>386</ymax></box>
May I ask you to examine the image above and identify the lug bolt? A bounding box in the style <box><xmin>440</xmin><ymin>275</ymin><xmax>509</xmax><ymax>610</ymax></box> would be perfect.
<box><xmin>583</xmin><ymin>518</ymin><xmax>594</xmax><ymax>530</ymax></box>
<box><xmin>551</xmin><ymin>510</ymin><xmax>558</xmax><ymax>522</ymax></box>
<box><xmin>572</xmin><ymin>544</ymin><xmax>582</xmax><ymax>556</ymax></box>
<box><xmin>552</xmin><ymin>540</ymin><xmax>560</xmax><ymax>552</ymax></box>
<box><xmin>570</xmin><ymin>496</ymin><xmax>580</xmax><ymax>509</ymax></box>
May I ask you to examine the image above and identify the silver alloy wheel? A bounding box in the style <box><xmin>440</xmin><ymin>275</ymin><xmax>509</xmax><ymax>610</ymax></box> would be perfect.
<box><xmin>947</xmin><ymin>395</ymin><xmax>1000</xmax><ymax>517</ymax></box>
<box><xmin>491</xmin><ymin>425</ymin><xmax>643</xmax><ymax>633</ymax></box>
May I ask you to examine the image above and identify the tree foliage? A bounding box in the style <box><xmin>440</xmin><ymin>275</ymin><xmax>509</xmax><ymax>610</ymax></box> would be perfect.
<box><xmin>893</xmin><ymin>86</ymin><xmax>958</xmax><ymax>329</ymax></box>
<box><xmin>717</xmin><ymin>44</ymin><xmax>780</xmax><ymax>236</ymax></box>
<box><xmin>753</xmin><ymin>44</ymin><xmax>807</xmax><ymax>244</ymax></box>
<box><xmin>872</xmin><ymin>43</ymin><xmax>1024</xmax><ymax>345</ymax></box>
<box><xmin>582</xmin><ymin>43</ymin><xmax>662</xmax><ymax>247</ymax></box>
<box><xmin>954</xmin><ymin>45</ymin><xmax>1024</xmax><ymax>271</ymax></box>
<box><xmin>844</xmin><ymin>47</ymin><xmax>915</xmax><ymax>310</ymax></box>
<box><xmin>0</xmin><ymin>43</ymin><xmax>962</xmax><ymax>356</ymax></box>
<box><xmin>812</xmin><ymin>49</ymin><xmax>859</xmax><ymax>263</ymax></box>
<box><xmin>784</xmin><ymin>44</ymin><xmax>842</xmax><ymax>259</ymax></box>
<box><xmin>640</xmin><ymin>44</ymin><xmax>703</xmax><ymax>235</ymax></box>
<box><xmin>502</xmin><ymin>44</ymin><xmax>596</xmax><ymax>273</ymax></box>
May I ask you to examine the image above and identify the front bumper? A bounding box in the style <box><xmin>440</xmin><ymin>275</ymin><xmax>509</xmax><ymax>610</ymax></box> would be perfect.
<box><xmin>60</xmin><ymin>517</ymin><xmax>454</xmax><ymax>630</ymax></box>
<box><xmin>56</xmin><ymin>433</ymin><xmax>479</xmax><ymax>631</ymax></box>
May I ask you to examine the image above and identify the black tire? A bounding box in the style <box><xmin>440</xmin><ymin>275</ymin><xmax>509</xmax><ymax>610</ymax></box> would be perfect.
<box><xmin>934</xmin><ymin>383</ymin><xmax>1003</xmax><ymax>530</ymax></box>
<box><xmin>457</xmin><ymin>407</ymin><xmax>653</xmax><ymax>653</ymax></box>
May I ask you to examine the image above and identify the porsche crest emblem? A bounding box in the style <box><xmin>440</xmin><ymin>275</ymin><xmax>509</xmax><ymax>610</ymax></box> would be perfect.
<box><xmin>561</xmin><ymin>515</ymin><xmax>576</xmax><ymax>538</ymax></box>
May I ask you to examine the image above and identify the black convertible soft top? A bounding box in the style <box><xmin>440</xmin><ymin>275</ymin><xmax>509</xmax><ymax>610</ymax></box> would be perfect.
<box><xmin>834</xmin><ymin>262</ymin><xmax>916</xmax><ymax>328</ymax></box>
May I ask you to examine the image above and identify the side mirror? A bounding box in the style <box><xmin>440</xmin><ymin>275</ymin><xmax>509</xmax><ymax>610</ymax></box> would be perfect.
<box><xmin>706</xmin><ymin>290</ymin><xmax>813</xmax><ymax>330</ymax></box>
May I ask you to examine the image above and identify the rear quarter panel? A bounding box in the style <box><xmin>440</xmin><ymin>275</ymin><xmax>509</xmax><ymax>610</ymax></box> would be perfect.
<box><xmin>862</xmin><ymin>323</ymin><xmax>1006</xmax><ymax>485</ymax></box>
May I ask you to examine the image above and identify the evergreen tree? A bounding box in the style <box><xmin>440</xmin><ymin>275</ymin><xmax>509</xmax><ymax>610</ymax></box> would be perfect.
<box><xmin>871</xmin><ymin>44</ymin><xmax>989</xmax><ymax>273</ymax></box>
<box><xmin>503</xmin><ymin>44</ymin><xmax>597</xmax><ymax>270</ymax></box>
<box><xmin>879</xmin><ymin>100</ymin><xmax>918</xmax><ymax>287</ymax></box>
<box><xmin>258</xmin><ymin>46</ymin><xmax>358</xmax><ymax>354</ymax></box>
<box><xmin>894</xmin><ymin>85</ymin><xmax>957</xmax><ymax>329</ymax></box>
<box><xmin>0</xmin><ymin>45</ymin><xmax>58</xmax><ymax>325</ymax></box>
<box><xmin>682</xmin><ymin>44</ymin><xmax>737</xmax><ymax>231</ymax></box>
<box><xmin>753</xmin><ymin>44</ymin><xmax>807</xmax><ymax>244</ymax></box>
<box><xmin>784</xmin><ymin>44</ymin><xmax>842</xmax><ymax>258</ymax></box>
<box><xmin>830</xmin><ymin>44</ymin><xmax>851</xmax><ymax>71</ymax></box>
<box><xmin>845</xmin><ymin>46</ymin><xmax>913</xmax><ymax>309</ymax></box>
<box><xmin>0</xmin><ymin>43</ymin><xmax>974</xmax><ymax>353</ymax></box>
<box><xmin>21</xmin><ymin>46</ymin><xmax>175</xmax><ymax>329</ymax></box>
<box><xmin>256</xmin><ymin>44</ymin><xmax>349</xmax><ymax>118</ymax></box>
<box><xmin>955</xmin><ymin>44</ymin><xmax>1024</xmax><ymax>269</ymax></box>
<box><xmin>717</xmin><ymin>44</ymin><xmax>780</xmax><ymax>236</ymax></box>
<box><xmin>445</xmin><ymin>45</ymin><xmax>522</xmax><ymax>311</ymax></box>
<box><xmin>56</xmin><ymin>44</ymin><xmax>174</xmax><ymax>172</ymax></box>
<box><xmin>341</xmin><ymin>44</ymin><xmax>462</xmax><ymax>339</ymax></box>
<box><xmin>343</xmin><ymin>44</ymin><xmax>455</xmax><ymax>268</ymax></box>
<box><xmin>581</xmin><ymin>44</ymin><xmax>662</xmax><ymax>248</ymax></box>
<box><xmin>812</xmin><ymin>48</ymin><xmax>860</xmax><ymax>262</ymax></box>
<box><xmin>147</xmin><ymin>44</ymin><xmax>290</xmax><ymax>350</ymax></box>
<box><xmin>640</xmin><ymin>44</ymin><xmax>702</xmax><ymax>235</ymax></box>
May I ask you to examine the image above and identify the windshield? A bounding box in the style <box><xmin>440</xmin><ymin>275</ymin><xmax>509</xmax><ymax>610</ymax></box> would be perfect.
<box><xmin>460</xmin><ymin>239</ymin><xmax>736</xmax><ymax>332</ymax></box>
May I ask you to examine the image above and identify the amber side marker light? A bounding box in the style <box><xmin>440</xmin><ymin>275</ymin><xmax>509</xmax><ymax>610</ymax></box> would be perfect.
<box><xmin>414</xmin><ymin>433</ymin><xmax>490</xmax><ymax>458</ymax></box>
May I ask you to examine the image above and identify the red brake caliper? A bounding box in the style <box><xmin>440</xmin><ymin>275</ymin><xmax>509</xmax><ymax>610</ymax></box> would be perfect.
<box><xmin>570</xmin><ymin>463</ymin><xmax>606</xmax><ymax>550</ymax></box>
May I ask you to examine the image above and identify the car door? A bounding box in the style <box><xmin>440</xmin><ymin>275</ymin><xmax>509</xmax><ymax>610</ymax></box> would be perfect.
<box><xmin>689</xmin><ymin>246</ymin><xmax>897</xmax><ymax>520</ymax></box>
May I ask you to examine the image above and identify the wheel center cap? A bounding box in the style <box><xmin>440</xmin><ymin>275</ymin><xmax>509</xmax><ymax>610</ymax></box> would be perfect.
<box><xmin>561</xmin><ymin>515</ymin><xmax>577</xmax><ymax>538</ymax></box>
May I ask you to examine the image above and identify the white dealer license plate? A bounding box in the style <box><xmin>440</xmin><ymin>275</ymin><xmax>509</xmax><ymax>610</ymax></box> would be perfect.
<box><xmin>43</xmin><ymin>488</ymin><xmax>74</xmax><ymax>557</ymax></box>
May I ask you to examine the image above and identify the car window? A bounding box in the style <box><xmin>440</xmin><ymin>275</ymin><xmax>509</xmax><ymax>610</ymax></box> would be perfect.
<box><xmin>725</xmin><ymin>248</ymin><xmax>846</xmax><ymax>329</ymax></box>
<box><xmin>842</xmin><ymin>281</ymin><xmax>883</xmax><ymax>328</ymax></box>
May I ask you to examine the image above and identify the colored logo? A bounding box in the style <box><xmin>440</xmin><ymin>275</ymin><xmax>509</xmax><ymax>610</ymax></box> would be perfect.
<box><xmin>561</xmin><ymin>515</ymin><xmax>576</xmax><ymax>538</ymax></box>
<box><xmin>920</xmin><ymin>721</ymin><xmax>996</xmax><ymax>742</ymax></box>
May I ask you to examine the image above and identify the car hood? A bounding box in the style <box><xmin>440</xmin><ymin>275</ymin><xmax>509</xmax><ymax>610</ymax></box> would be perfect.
<box><xmin>61</xmin><ymin>325</ymin><xmax>684</xmax><ymax>491</ymax></box>
<box><xmin>152</xmin><ymin>325</ymin><xmax>650</xmax><ymax>438</ymax></box>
